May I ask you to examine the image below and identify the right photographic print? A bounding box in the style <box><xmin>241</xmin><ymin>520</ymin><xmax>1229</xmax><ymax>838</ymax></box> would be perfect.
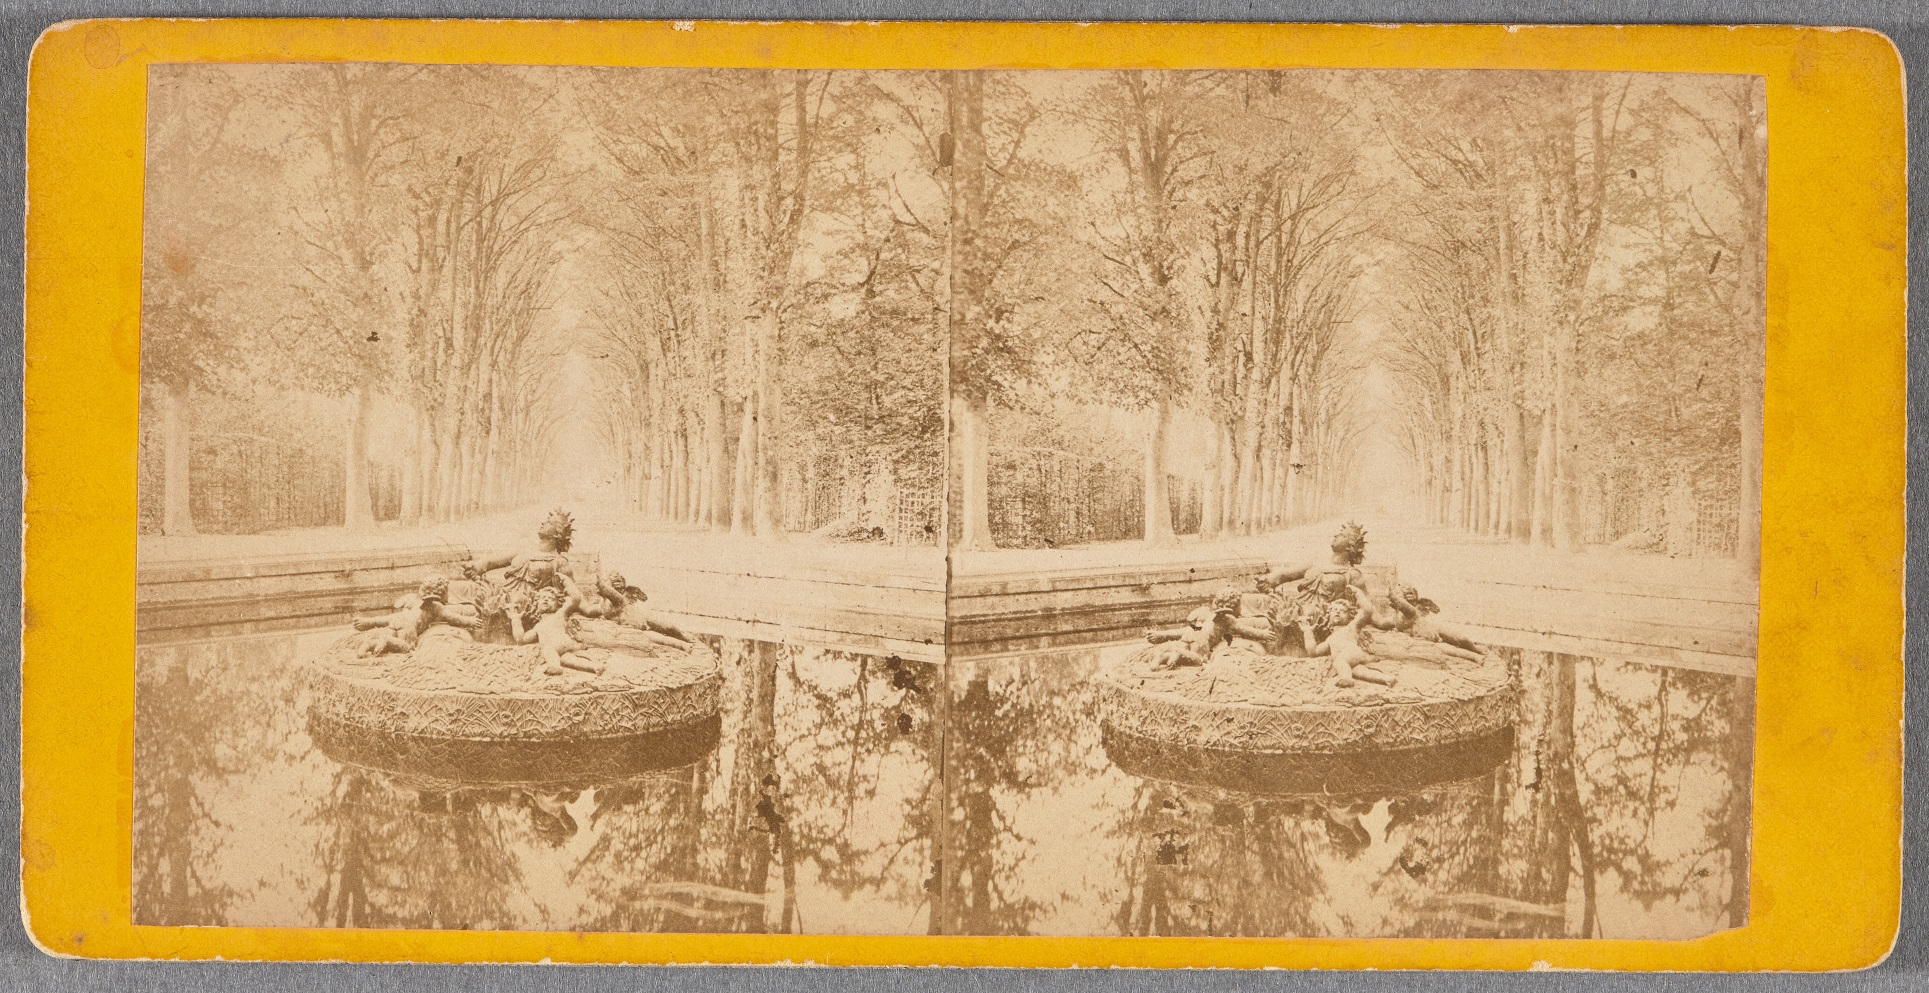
<box><xmin>940</xmin><ymin>68</ymin><xmax>1762</xmax><ymax>941</ymax></box>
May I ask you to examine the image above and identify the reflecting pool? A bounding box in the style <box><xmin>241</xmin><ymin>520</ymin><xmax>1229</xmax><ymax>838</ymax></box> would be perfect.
<box><xmin>135</xmin><ymin>632</ymin><xmax>1750</xmax><ymax>938</ymax></box>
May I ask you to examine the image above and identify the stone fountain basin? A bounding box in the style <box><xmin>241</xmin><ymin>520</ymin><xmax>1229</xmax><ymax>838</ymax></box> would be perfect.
<box><xmin>1094</xmin><ymin>642</ymin><xmax>1517</xmax><ymax>754</ymax></box>
<box><xmin>305</xmin><ymin>620</ymin><xmax>722</xmax><ymax>744</ymax></box>
<box><xmin>309</xmin><ymin>713</ymin><xmax>722</xmax><ymax>786</ymax></box>
<box><xmin>1101</xmin><ymin>722</ymin><xmax>1514</xmax><ymax>797</ymax></box>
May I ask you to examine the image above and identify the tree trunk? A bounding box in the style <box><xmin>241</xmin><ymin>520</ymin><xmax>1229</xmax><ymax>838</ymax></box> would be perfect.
<box><xmin>1483</xmin><ymin>438</ymin><xmax>1496</xmax><ymax>536</ymax></box>
<box><xmin>1552</xmin><ymin>338</ymin><xmax>1585</xmax><ymax>552</ymax></box>
<box><xmin>1513</xmin><ymin>651</ymin><xmax>1576</xmax><ymax>935</ymax></box>
<box><xmin>433</xmin><ymin>419</ymin><xmax>458</xmax><ymax>523</ymax></box>
<box><xmin>1532</xmin><ymin>407</ymin><xmax>1556</xmax><ymax>546</ymax></box>
<box><xmin>690</xmin><ymin>418</ymin><xmax>707</xmax><ymax>525</ymax></box>
<box><xmin>156</xmin><ymin>382</ymin><xmax>196</xmax><ymax>536</ymax></box>
<box><xmin>689</xmin><ymin>415</ymin><xmax>705</xmax><ymax>523</ymax></box>
<box><xmin>1233</xmin><ymin>419</ymin><xmax>1260</xmax><ymax>536</ymax></box>
<box><xmin>452</xmin><ymin>423</ymin><xmax>475</xmax><ymax>521</ymax></box>
<box><xmin>671</xmin><ymin>415</ymin><xmax>689</xmax><ymax>523</ymax></box>
<box><xmin>1726</xmin><ymin>674</ymin><xmax>1756</xmax><ymax>927</ymax></box>
<box><xmin>753</xmin><ymin>321</ymin><xmax>786</xmax><ymax>541</ymax></box>
<box><xmin>1513</xmin><ymin>407</ymin><xmax>1538</xmax><ymax>543</ymax></box>
<box><xmin>1437</xmin><ymin>432</ymin><xmax>1453</xmax><ymax>526</ymax></box>
<box><xmin>1143</xmin><ymin>401</ymin><xmax>1176</xmax><ymax>547</ymax></box>
<box><xmin>1234</xmin><ymin>265</ymin><xmax>1266</xmax><ymax>534</ymax></box>
<box><xmin>1258</xmin><ymin>444</ymin><xmax>1278</xmax><ymax>531</ymax></box>
<box><xmin>1285</xmin><ymin>393</ymin><xmax>1303</xmax><ymax>527</ymax></box>
<box><xmin>344</xmin><ymin>387</ymin><xmax>376</xmax><ymax>531</ymax></box>
<box><xmin>1200</xmin><ymin>419</ymin><xmax>1224</xmax><ymax>539</ymax></box>
<box><xmin>720</xmin><ymin>639</ymin><xmax>780</xmax><ymax>928</ymax></box>
<box><xmin>398</xmin><ymin>406</ymin><xmax>424</xmax><ymax>528</ymax></box>
<box><xmin>705</xmin><ymin>390</ymin><xmax>728</xmax><ymax>529</ymax></box>
<box><xmin>732</xmin><ymin>397</ymin><xmax>757</xmax><ymax>534</ymax></box>
<box><xmin>926</xmin><ymin>657</ymin><xmax>951</xmax><ymax>936</ymax></box>
<box><xmin>457</xmin><ymin>429</ymin><xmax>479</xmax><ymax>519</ymax></box>
<box><xmin>422</xmin><ymin>420</ymin><xmax>443</xmax><ymax>523</ymax></box>
<box><xmin>1278</xmin><ymin>448</ymin><xmax>1295</xmax><ymax>526</ymax></box>
<box><xmin>953</xmin><ymin>395</ymin><xmax>994</xmax><ymax>551</ymax></box>
<box><xmin>1548</xmin><ymin>653</ymin><xmax>1598</xmax><ymax>937</ymax></box>
<box><xmin>480</xmin><ymin>417</ymin><xmax>499</xmax><ymax>515</ymax></box>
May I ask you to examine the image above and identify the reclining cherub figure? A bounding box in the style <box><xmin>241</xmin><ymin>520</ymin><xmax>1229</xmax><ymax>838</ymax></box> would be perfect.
<box><xmin>352</xmin><ymin>576</ymin><xmax>480</xmax><ymax>658</ymax></box>
<box><xmin>1310</xmin><ymin>593</ymin><xmax>1398</xmax><ymax>689</ymax></box>
<box><xmin>588</xmin><ymin>570</ymin><xmax>693</xmax><ymax>650</ymax></box>
<box><xmin>1386</xmin><ymin>585</ymin><xmax>1485</xmax><ymax>663</ymax></box>
<box><xmin>511</xmin><ymin>587</ymin><xmax>604</xmax><ymax>677</ymax></box>
<box><xmin>1144</xmin><ymin>604</ymin><xmax>1215</xmax><ymax>670</ymax></box>
<box><xmin>1144</xmin><ymin>589</ymin><xmax>1274</xmax><ymax>670</ymax></box>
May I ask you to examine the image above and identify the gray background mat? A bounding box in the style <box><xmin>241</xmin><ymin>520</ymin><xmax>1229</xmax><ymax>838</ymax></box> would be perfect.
<box><xmin>0</xmin><ymin>0</ymin><xmax>1919</xmax><ymax>988</ymax></box>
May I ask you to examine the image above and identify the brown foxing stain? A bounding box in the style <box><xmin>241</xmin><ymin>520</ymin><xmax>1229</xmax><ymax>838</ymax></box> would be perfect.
<box><xmin>21</xmin><ymin>830</ymin><xmax>54</xmax><ymax>872</ymax></box>
<box><xmin>1787</xmin><ymin>32</ymin><xmax>1824</xmax><ymax>90</ymax></box>
<box><xmin>110</xmin><ymin>316</ymin><xmax>138</xmax><ymax>373</ymax></box>
<box><xmin>160</xmin><ymin>238</ymin><xmax>196</xmax><ymax>277</ymax></box>
<box><xmin>81</xmin><ymin>25</ymin><xmax>120</xmax><ymax>70</ymax></box>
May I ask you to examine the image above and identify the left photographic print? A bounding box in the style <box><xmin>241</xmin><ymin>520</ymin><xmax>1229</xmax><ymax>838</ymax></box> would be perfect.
<box><xmin>132</xmin><ymin>64</ymin><xmax>948</xmax><ymax>933</ymax></box>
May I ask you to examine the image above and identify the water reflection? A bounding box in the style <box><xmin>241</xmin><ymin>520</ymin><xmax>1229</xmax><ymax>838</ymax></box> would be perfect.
<box><xmin>133</xmin><ymin>638</ymin><xmax>311</xmax><ymax>926</ymax></box>
<box><xmin>308</xmin><ymin>767</ymin><xmax>538</xmax><ymax>930</ymax></box>
<box><xmin>133</xmin><ymin>631</ymin><xmax>939</xmax><ymax>933</ymax></box>
<box><xmin>939</xmin><ymin>646</ymin><xmax>1752</xmax><ymax>940</ymax></box>
<box><xmin>134</xmin><ymin>629</ymin><xmax>1749</xmax><ymax>938</ymax></box>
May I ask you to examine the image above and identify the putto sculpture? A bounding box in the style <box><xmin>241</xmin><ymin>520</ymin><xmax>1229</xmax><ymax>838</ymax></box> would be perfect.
<box><xmin>585</xmin><ymin>570</ymin><xmax>694</xmax><ymax>649</ymax></box>
<box><xmin>311</xmin><ymin>509</ymin><xmax>723</xmax><ymax>751</ymax></box>
<box><xmin>349</xmin><ymin>575</ymin><xmax>482</xmax><ymax>657</ymax></box>
<box><xmin>1143</xmin><ymin>589</ymin><xmax>1274</xmax><ymax>670</ymax></box>
<box><xmin>1098</xmin><ymin>520</ymin><xmax>1516</xmax><ymax>756</ymax></box>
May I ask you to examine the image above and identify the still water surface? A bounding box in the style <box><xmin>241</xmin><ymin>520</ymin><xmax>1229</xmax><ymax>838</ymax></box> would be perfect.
<box><xmin>135</xmin><ymin>629</ymin><xmax>1750</xmax><ymax>938</ymax></box>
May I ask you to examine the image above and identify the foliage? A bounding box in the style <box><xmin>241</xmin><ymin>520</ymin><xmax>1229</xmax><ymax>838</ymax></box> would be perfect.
<box><xmin>1378</xmin><ymin>71</ymin><xmax>1762</xmax><ymax>548</ymax></box>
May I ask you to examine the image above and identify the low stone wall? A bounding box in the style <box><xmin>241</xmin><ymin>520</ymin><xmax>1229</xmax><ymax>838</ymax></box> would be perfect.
<box><xmin>1430</xmin><ymin>577</ymin><xmax>1757</xmax><ymax>675</ymax></box>
<box><xmin>616</xmin><ymin>556</ymin><xmax>945</xmax><ymax>663</ymax></box>
<box><xmin>946</xmin><ymin>556</ymin><xmax>1266</xmax><ymax>657</ymax></box>
<box><xmin>136</xmin><ymin>544</ymin><xmax>474</xmax><ymax>638</ymax></box>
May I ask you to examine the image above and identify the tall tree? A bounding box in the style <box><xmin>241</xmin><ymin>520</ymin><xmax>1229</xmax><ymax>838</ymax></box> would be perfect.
<box><xmin>581</xmin><ymin>68</ymin><xmax>736</xmax><ymax>527</ymax></box>
<box><xmin>585</xmin><ymin>70</ymin><xmax>942</xmax><ymax>542</ymax></box>
<box><xmin>393</xmin><ymin>69</ymin><xmax>572</xmax><ymax>522</ymax></box>
<box><xmin>1667</xmin><ymin>78</ymin><xmax>1766</xmax><ymax>568</ymax></box>
<box><xmin>1194</xmin><ymin>73</ymin><xmax>1370</xmax><ymax>536</ymax></box>
<box><xmin>140</xmin><ymin>68</ymin><xmax>280</xmax><ymax>535</ymax></box>
<box><xmin>946</xmin><ymin>71</ymin><xmax>996</xmax><ymax>551</ymax></box>
<box><xmin>285</xmin><ymin>65</ymin><xmax>420</xmax><ymax>531</ymax></box>
<box><xmin>932</xmin><ymin>72</ymin><xmax>1063</xmax><ymax>551</ymax></box>
<box><xmin>1379</xmin><ymin>71</ymin><xmax>1758</xmax><ymax>555</ymax></box>
<box><xmin>1080</xmin><ymin>71</ymin><xmax>1208</xmax><ymax>546</ymax></box>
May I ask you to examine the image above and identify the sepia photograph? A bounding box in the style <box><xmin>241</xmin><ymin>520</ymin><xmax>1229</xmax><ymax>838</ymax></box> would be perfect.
<box><xmin>134</xmin><ymin>62</ymin><xmax>1760</xmax><ymax>941</ymax></box>
<box><xmin>941</xmin><ymin>68</ymin><xmax>1761</xmax><ymax>941</ymax></box>
<box><xmin>134</xmin><ymin>63</ymin><xmax>949</xmax><ymax>934</ymax></box>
